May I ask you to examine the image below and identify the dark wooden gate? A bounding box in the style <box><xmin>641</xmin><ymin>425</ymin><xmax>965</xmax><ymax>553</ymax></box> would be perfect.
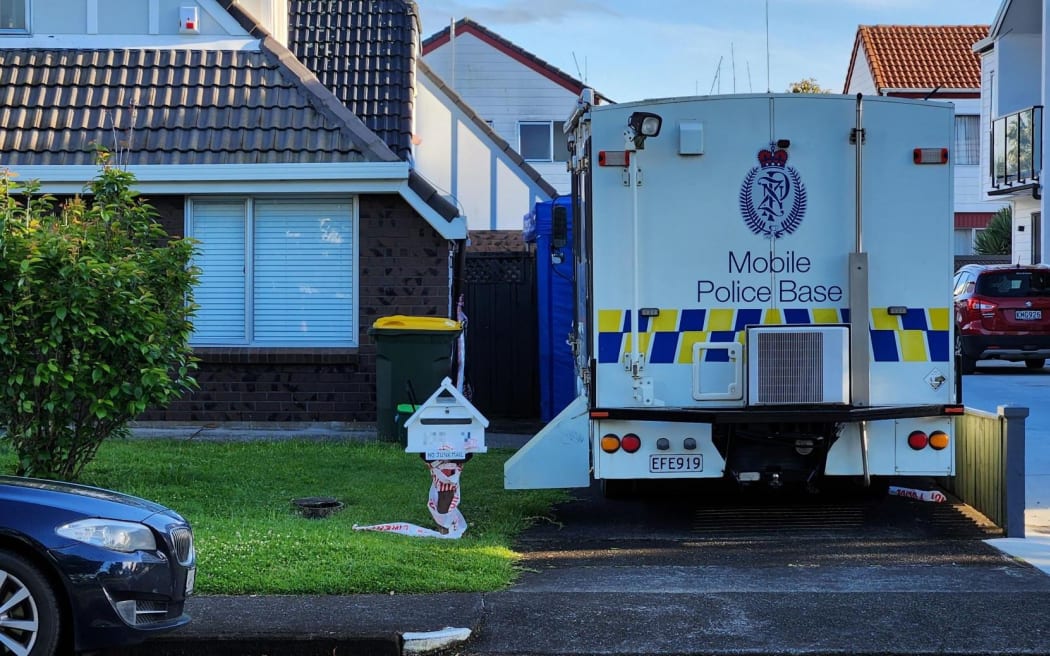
<box><xmin>463</xmin><ymin>252</ymin><xmax>539</xmax><ymax>420</ymax></box>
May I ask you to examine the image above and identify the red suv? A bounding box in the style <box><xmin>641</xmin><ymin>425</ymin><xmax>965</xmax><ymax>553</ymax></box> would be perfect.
<box><xmin>953</xmin><ymin>264</ymin><xmax>1050</xmax><ymax>373</ymax></box>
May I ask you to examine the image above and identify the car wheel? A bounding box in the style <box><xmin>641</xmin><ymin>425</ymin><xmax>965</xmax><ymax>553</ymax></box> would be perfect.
<box><xmin>0</xmin><ymin>551</ymin><xmax>61</xmax><ymax>656</ymax></box>
<box><xmin>1025</xmin><ymin>358</ymin><xmax>1046</xmax><ymax>370</ymax></box>
<box><xmin>955</xmin><ymin>333</ymin><xmax>976</xmax><ymax>375</ymax></box>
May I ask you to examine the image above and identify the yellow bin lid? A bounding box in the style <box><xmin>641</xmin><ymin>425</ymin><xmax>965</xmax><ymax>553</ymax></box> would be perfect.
<box><xmin>371</xmin><ymin>315</ymin><xmax>462</xmax><ymax>331</ymax></box>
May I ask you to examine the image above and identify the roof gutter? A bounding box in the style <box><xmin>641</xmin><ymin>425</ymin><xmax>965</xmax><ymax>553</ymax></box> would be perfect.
<box><xmin>6</xmin><ymin>162</ymin><xmax>465</xmax><ymax>239</ymax></box>
<box><xmin>973</xmin><ymin>35</ymin><xmax>995</xmax><ymax>54</ymax></box>
<box><xmin>880</xmin><ymin>88</ymin><xmax>980</xmax><ymax>95</ymax></box>
<box><xmin>399</xmin><ymin>180</ymin><xmax>467</xmax><ymax>239</ymax></box>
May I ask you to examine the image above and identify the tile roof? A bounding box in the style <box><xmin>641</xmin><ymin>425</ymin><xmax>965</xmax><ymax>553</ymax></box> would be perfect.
<box><xmin>421</xmin><ymin>18</ymin><xmax>613</xmax><ymax>103</ymax></box>
<box><xmin>0</xmin><ymin>46</ymin><xmax>397</xmax><ymax>167</ymax></box>
<box><xmin>846</xmin><ymin>25</ymin><xmax>989</xmax><ymax>93</ymax></box>
<box><xmin>288</xmin><ymin>0</ymin><xmax>419</xmax><ymax>160</ymax></box>
<box><xmin>0</xmin><ymin>1</ymin><xmax>461</xmax><ymax>225</ymax></box>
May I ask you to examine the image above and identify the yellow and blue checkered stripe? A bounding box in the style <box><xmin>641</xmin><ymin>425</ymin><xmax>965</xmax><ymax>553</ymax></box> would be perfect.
<box><xmin>597</xmin><ymin>307</ymin><xmax>950</xmax><ymax>364</ymax></box>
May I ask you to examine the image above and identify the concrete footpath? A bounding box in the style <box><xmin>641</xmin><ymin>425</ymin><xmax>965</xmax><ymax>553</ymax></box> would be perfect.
<box><xmin>107</xmin><ymin>587</ymin><xmax>1050</xmax><ymax>656</ymax></box>
<box><xmin>103</xmin><ymin>423</ymin><xmax>1050</xmax><ymax>656</ymax></box>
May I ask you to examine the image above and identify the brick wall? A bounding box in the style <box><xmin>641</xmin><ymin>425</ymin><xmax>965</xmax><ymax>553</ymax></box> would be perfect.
<box><xmin>139</xmin><ymin>193</ymin><xmax>452</xmax><ymax>424</ymax></box>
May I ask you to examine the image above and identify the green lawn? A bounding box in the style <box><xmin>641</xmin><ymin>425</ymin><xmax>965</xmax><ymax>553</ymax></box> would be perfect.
<box><xmin>1</xmin><ymin>438</ymin><xmax>568</xmax><ymax>594</ymax></box>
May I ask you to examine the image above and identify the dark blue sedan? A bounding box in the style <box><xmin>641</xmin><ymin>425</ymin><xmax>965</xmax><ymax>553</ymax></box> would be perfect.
<box><xmin>0</xmin><ymin>476</ymin><xmax>194</xmax><ymax>655</ymax></box>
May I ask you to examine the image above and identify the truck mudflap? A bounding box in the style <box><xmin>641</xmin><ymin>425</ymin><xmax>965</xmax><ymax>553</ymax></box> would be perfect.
<box><xmin>504</xmin><ymin>395</ymin><xmax>591</xmax><ymax>489</ymax></box>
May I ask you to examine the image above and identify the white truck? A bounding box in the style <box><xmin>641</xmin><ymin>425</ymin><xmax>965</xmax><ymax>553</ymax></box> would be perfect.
<box><xmin>505</xmin><ymin>91</ymin><xmax>961</xmax><ymax>495</ymax></box>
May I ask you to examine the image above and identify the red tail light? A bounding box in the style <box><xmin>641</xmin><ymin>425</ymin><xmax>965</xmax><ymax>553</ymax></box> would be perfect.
<box><xmin>968</xmin><ymin>298</ymin><xmax>997</xmax><ymax>318</ymax></box>
<box><xmin>621</xmin><ymin>433</ymin><xmax>642</xmax><ymax>453</ymax></box>
<box><xmin>907</xmin><ymin>431</ymin><xmax>929</xmax><ymax>450</ymax></box>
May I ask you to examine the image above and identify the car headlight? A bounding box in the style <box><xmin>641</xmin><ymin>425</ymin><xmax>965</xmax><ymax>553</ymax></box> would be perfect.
<box><xmin>56</xmin><ymin>519</ymin><xmax>158</xmax><ymax>552</ymax></box>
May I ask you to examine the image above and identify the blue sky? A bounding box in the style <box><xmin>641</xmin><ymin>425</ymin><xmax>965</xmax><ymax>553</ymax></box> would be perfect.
<box><xmin>418</xmin><ymin>0</ymin><xmax>1001</xmax><ymax>101</ymax></box>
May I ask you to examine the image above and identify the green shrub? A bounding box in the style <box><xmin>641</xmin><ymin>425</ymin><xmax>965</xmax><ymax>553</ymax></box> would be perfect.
<box><xmin>0</xmin><ymin>166</ymin><xmax>199</xmax><ymax>479</ymax></box>
<box><xmin>974</xmin><ymin>206</ymin><xmax>1012</xmax><ymax>255</ymax></box>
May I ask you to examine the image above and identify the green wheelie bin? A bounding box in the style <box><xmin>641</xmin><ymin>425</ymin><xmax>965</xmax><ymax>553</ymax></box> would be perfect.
<box><xmin>369</xmin><ymin>315</ymin><xmax>462</xmax><ymax>443</ymax></box>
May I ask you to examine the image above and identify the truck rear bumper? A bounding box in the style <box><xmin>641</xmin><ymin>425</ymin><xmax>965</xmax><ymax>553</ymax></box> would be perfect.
<box><xmin>593</xmin><ymin>404</ymin><xmax>961</xmax><ymax>424</ymax></box>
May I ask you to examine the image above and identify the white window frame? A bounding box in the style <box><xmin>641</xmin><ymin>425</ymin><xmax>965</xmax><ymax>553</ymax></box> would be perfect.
<box><xmin>954</xmin><ymin>227</ymin><xmax>984</xmax><ymax>255</ymax></box>
<box><xmin>186</xmin><ymin>196</ymin><xmax>359</xmax><ymax>348</ymax></box>
<box><xmin>518</xmin><ymin>121</ymin><xmax>570</xmax><ymax>163</ymax></box>
<box><xmin>0</xmin><ymin>0</ymin><xmax>29</xmax><ymax>34</ymax></box>
<box><xmin>519</xmin><ymin>121</ymin><xmax>554</xmax><ymax>162</ymax></box>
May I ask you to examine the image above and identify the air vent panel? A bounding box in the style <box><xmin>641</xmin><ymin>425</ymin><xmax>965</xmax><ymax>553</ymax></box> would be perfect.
<box><xmin>747</xmin><ymin>326</ymin><xmax>849</xmax><ymax>405</ymax></box>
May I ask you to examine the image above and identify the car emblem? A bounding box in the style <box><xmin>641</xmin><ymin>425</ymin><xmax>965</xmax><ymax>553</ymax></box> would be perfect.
<box><xmin>1026</xmin><ymin>300</ymin><xmax>1033</xmax><ymax>307</ymax></box>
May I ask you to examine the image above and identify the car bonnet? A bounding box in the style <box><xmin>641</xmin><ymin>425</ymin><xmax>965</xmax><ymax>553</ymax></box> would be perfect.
<box><xmin>0</xmin><ymin>475</ymin><xmax>171</xmax><ymax>523</ymax></box>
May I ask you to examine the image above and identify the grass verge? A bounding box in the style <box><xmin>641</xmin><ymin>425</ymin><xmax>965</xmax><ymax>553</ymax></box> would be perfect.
<box><xmin>1</xmin><ymin>438</ymin><xmax>568</xmax><ymax>594</ymax></box>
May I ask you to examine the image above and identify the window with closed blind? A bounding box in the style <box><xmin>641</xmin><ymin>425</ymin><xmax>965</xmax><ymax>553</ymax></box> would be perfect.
<box><xmin>188</xmin><ymin>197</ymin><xmax>357</xmax><ymax>347</ymax></box>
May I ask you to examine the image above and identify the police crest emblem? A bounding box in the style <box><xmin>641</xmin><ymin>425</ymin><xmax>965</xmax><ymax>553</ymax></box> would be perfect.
<box><xmin>739</xmin><ymin>146</ymin><xmax>807</xmax><ymax>239</ymax></box>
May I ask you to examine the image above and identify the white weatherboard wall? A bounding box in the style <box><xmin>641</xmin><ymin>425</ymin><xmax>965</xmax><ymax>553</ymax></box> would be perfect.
<box><xmin>846</xmin><ymin>48</ymin><xmax>878</xmax><ymax>95</ymax></box>
<box><xmin>415</xmin><ymin>72</ymin><xmax>552</xmax><ymax>231</ymax></box>
<box><xmin>424</xmin><ymin>32</ymin><xmax>578</xmax><ymax>194</ymax></box>
<box><xmin>1012</xmin><ymin>196</ymin><xmax>1042</xmax><ymax>265</ymax></box>
<box><xmin>953</xmin><ymin>98</ymin><xmax>1008</xmax><ymax>215</ymax></box>
<box><xmin>979</xmin><ymin>52</ymin><xmax>997</xmax><ymax>199</ymax></box>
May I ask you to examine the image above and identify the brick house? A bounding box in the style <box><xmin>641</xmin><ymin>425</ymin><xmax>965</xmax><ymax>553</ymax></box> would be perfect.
<box><xmin>0</xmin><ymin>0</ymin><xmax>465</xmax><ymax>425</ymax></box>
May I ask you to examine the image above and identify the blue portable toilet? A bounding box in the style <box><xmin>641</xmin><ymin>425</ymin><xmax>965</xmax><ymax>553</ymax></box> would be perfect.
<box><xmin>524</xmin><ymin>196</ymin><xmax>575</xmax><ymax>422</ymax></box>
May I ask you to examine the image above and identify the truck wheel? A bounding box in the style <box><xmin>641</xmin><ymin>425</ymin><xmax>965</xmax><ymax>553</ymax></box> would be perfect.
<box><xmin>0</xmin><ymin>551</ymin><xmax>62</xmax><ymax>656</ymax></box>
<box><xmin>1025</xmin><ymin>358</ymin><xmax>1046</xmax><ymax>370</ymax></box>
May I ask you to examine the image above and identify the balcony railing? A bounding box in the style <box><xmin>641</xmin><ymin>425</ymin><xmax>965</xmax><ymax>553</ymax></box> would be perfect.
<box><xmin>990</xmin><ymin>105</ymin><xmax>1042</xmax><ymax>191</ymax></box>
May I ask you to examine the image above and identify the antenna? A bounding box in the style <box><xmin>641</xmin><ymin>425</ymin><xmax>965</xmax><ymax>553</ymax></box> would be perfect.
<box><xmin>709</xmin><ymin>56</ymin><xmax>723</xmax><ymax>95</ymax></box>
<box><xmin>765</xmin><ymin>0</ymin><xmax>771</xmax><ymax>92</ymax></box>
<box><xmin>731</xmin><ymin>42</ymin><xmax>737</xmax><ymax>93</ymax></box>
<box><xmin>747</xmin><ymin>61</ymin><xmax>753</xmax><ymax>93</ymax></box>
<box><xmin>572</xmin><ymin>52</ymin><xmax>584</xmax><ymax>81</ymax></box>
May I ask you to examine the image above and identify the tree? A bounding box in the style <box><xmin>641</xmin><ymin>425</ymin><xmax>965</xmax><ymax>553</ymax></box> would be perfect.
<box><xmin>974</xmin><ymin>206</ymin><xmax>1012</xmax><ymax>255</ymax></box>
<box><xmin>788</xmin><ymin>78</ymin><xmax>831</xmax><ymax>94</ymax></box>
<box><xmin>0</xmin><ymin>165</ymin><xmax>199</xmax><ymax>480</ymax></box>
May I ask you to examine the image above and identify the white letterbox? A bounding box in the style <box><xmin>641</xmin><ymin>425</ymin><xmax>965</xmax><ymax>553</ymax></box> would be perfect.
<box><xmin>403</xmin><ymin>377</ymin><xmax>488</xmax><ymax>461</ymax></box>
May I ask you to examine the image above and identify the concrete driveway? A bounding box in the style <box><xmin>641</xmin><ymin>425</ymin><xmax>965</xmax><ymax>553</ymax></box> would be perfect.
<box><xmin>959</xmin><ymin>361</ymin><xmax>1050</xmax><ymax>570</ymax></box>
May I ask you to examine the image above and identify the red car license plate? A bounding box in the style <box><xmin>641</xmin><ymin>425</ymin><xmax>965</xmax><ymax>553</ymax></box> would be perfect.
<box><xmin>1015</xmin><ymin>310</ymin><xmax>1042</xmax><ymax>321</ymax></box>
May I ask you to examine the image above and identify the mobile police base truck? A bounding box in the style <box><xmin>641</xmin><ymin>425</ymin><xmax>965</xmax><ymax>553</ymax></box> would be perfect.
<box><xmin>505</xmin><ymin>91</ymin><xmax>961</xmax><ymax>496</ymax></box>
